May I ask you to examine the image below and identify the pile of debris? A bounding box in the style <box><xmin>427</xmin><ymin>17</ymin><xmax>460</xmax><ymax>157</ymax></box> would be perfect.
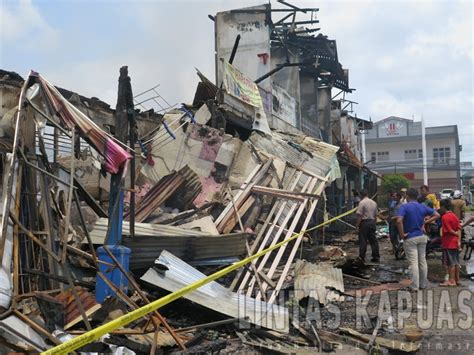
<box><xmin>0</xmin><ymin>2</ymin><xmax>406</xmax><ymax>353</ymax></box>
<box><xmin>0</xmin><ymin>59</ymin><xmax>347</xmax><ymax>352</ymax></box>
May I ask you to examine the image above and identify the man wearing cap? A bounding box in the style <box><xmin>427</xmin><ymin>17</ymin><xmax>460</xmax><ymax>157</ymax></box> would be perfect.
<box><xmin>451</xmin><ymin>190</ymin><xmax>466</xmax><ymax>221</ymax></box>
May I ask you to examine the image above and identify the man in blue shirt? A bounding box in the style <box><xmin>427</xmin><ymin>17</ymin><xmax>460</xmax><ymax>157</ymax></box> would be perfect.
<box><xmin>395</xmin><ymin>188</ymin><xmax>439</xmax><ymax>290</ymax></box>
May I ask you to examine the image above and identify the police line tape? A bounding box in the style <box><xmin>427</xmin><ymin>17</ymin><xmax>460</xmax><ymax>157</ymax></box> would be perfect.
<box><xmin>41</xmin><ymin>207</ymin><xmax>358</xmax><ymax>354</ymax></box>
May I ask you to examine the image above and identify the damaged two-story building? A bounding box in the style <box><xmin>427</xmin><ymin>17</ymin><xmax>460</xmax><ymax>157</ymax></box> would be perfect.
<box><xmin>207</xmin><ymin>3</ymin><xmax>377</xmax><ymax>216</ymax></box>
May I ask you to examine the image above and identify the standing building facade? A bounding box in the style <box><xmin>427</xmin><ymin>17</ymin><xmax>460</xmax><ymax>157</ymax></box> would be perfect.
<box><xmin>365</xmin><ymin>116</ymin><xmax>461</xmax><ymax>193</ymax></box>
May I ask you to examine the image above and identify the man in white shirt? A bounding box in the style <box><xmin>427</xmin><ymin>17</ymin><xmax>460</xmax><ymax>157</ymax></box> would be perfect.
<box><xmin>356</xmin><ymin>189</ymin><xmax>379</xmax><ymax>262</ymax></box>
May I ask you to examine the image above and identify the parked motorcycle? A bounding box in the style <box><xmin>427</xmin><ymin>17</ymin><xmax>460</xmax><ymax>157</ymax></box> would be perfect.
<box><xmin>462</xmin><ymin>223</ymin><xmax>474</xmax><ymax>261</ymax></box>
<box><xmin>425</xmin><ymin>222</ymin><xmax>442</xmax><ymax>255</ymax></box>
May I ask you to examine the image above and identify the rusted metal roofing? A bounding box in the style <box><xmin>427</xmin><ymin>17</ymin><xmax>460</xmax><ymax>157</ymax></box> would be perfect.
<box><xmin>338</xmin><ymin>143</ymin><xmax>363</xmax><ymax>169</ymax></box>
<box><xmin>338</xmin><ymin>143</ymin><xmax>382</xmax><ymax>178</ymax></box>
<box><xmin>127</xmin><ymin>165</ymin><xmax>201</xmax><ymax>223</ymax></box>
<box><xmin>55</xmin><ymin>287</ymin><xmax>101</xmax><ymax>329</ymax></box>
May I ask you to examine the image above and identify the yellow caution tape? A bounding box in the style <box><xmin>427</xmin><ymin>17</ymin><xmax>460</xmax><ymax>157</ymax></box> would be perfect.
<box><xmin>42</xmin><ymin>207</ymin><xmax>357</xmax><ymax>354</ymax></box>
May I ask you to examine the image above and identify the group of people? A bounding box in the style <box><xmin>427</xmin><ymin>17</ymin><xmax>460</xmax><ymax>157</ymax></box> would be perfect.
<box><xmin>355</xmin><ymin>185</ymin><xmax>472</xmax><ymax>290</ymax></box>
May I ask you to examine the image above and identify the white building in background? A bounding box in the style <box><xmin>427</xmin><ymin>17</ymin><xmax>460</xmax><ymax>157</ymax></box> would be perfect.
<box><xmin>365</xmin><ymin>116</ymin><xmax>461</xmax><ymax>193</ymax></box>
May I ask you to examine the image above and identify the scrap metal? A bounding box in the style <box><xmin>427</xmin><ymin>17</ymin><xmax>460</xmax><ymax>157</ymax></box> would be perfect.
<box><xmin>141</xmin><ymin>250</ymin><xmax>289</xmax><ymax>333</ymax></box>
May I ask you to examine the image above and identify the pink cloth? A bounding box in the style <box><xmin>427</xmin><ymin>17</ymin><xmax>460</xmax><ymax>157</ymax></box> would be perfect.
<box><xmin>37</xmin><ymin>75</ymin><xmax>132</xmax><ymax>174</ymax></box>
<box><xmin>105</xmin><ymin>139</ymin><xmax>131</xmax><ymax>174</ymax></box>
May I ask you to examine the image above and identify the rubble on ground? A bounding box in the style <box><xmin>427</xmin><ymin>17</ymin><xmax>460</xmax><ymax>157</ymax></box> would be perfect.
<box><xmin>3</xmin><ymin>2</ymin><xmax>468</xmax><ymax>354</ymax></box>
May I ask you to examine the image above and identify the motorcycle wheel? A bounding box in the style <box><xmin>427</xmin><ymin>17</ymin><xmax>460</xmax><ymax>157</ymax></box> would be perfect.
<box><xmin>395</xmin><ymin>244</ymin><xmax>406</xmax><ymax>260</ymax></box>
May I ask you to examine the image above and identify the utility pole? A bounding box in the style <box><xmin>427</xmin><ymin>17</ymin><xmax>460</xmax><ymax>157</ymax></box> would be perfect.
<box><xmin>96</xmin><ymin>66</ymin><xmax>133</xmax><ymax>302</ymax></box>
<box><xmin>108</xmin><ymin>66</ymin><xmax>129</xmax><ymax>244</ymax></box>
<box><xmin>127</xmin><ymin>75</ymin><xmax>136</xmax><ymax>241</ymax></box>
<box><xmin>421</xmin><ymin>114</ymin><xmax>428</xmax><ymax>185</ymax></box>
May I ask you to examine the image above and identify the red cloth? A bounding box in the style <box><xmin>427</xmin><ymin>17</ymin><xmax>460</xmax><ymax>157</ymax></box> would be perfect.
<box><xmin>441</xmin><ymin>211</ymin><xmax>460</xmax><ymax>249</ymax></box>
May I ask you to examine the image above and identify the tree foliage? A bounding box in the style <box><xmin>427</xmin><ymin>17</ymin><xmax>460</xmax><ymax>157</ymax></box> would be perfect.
<box><xmin>381</xmin><ymin>174</ymin><xmax>410</xmax><ymax>193</ymax></box>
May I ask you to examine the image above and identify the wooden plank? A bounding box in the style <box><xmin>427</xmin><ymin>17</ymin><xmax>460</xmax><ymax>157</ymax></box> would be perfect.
<box><xmin>257</xmin><ymin>176</ymin><xmax>319</xmax><ymax>300</ymax></box>
<box><xmin>252</xmin><ymin>185</ymin><xmax>321</xmax><ymax>200</ymax></box>
<box><xmin>64</xmin><ymin>303</ymin><xmax>102</xmax><ymax>330</ymax></box>
<box><xmin>340</xmin><ymin>327</ymin><xmax>421</xmax><ymax>352</ymax></box>
<box><xmin>60</xmin><ymin>129</ymin><xmax>76</xmax><ymax>263</ymax></box>
<box><xmin>24</xmin><ymin>269</ymin><xmax>94</xmax><ymax>288</ymax></box>
<box><xmin>226</xmin><ymin>186</ymin><xmax>244</xmax><ymax>232</ymax></box>
<box><xmin>257</xmin><ymin>269</ymin><xmax>276</xmax><ymax>288</ymax></box>
<box><xmin>132</xmin><ymin>172</ymin><xmax>186</xmax><ymax>222</ymax></box>
<box><xmin>0</xmin><ymin>79</ymin><xmax>28</xmax><ymax>257</ymax></box>
<box><xmin>38</xmin><ymin>159</ymin><xmax>60</xmax><ymax>290</ymax></box>
<box><xmin>11</xmin><ymin>162</ymin><xmax>23</xmax><ymax>306</ymax></box>
<box><xmin>245</xmin><ymin>241</ymin><xmax>268</xmax><ymax>302</ymax></box>
<box><xmin>214</xmin><ymin>164</ymin><xmax>261</xmax><ymax>226</ymax></box>
<box><xmin>73</xmin><ymin>175</ymin><xmax>108</xmax><ymax>218</ymax></box>
<box><xmin>236</xmin><ymin>170</ymin><xmax>303</xmax><ymax>293</ymax></box>
<box><xmin>216</xmin><ymin>159</ymin><xmax>272</xmax><ymax>232</ymax></box>
<box><xmin>317</xmin><ymin>328</ymin><xmax>368</xmax><ymax>349</ymax></box>
<box><xmin>266</xmin><ymin>176</ymin><xmax>328</xmax><ymax>303</ymax></box>
<box><xmin>245</xmin><ymin>175</ymin><xmax>313</xmax><ymax>298</ymax></box>
<box><xmin>222</xmin><ymin>196</ymin><xmax>255</xmax><ymax>234</ymax></box>
<box><xmin>13</xmin><ymin>310</ymin><xmax>61</xmax><ymax>346</ymax></box>
<box><xmin>229</xmin><ymin>167</ymin><xmax>298</xmax><ymax>291</ymax></box>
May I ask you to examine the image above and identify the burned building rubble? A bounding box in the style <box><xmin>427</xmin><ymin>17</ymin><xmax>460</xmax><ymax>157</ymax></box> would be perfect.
<box><xmin>212</xmin><ymin>2</ymin><xmax>377</xmax><ymax>218</ymax></box>
<box><xmin>0</xmin><ymin>2</ymin><xmax>394</xmax><ymax>354</ymax></box>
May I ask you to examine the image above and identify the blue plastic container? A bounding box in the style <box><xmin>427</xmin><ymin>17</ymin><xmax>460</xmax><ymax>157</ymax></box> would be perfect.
<box><xmin>95</xmin><ymin>245</ymin><xmax>131</xmax><ymax>303</ymax></box>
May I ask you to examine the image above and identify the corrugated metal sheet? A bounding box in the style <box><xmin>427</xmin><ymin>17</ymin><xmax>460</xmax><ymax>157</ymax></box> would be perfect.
<box><xmin>55</xmin><ymin>287</ymin><xmax>101</xmax><ymax>329</ymax></box>
<box><xmin>89</xmin><ymin>218</ymin><xmax>249</xmax><ymax>270</ymax></box>
<box><xmin>123</xmin><ymin>233</ymin><xmax>248</xmax><ymax>270</ymax></box>
<box><xmin>338</xmin><ymin>143</ymin><xmax>363</xmax><ymax>169</ymax></box>
<box><xmin>248</xmin><ymin>130</ymin><xmax>341</xmax><ymax>183</ymax></box>
<box><xmin>0</xmin><ymin>315</ymin><xmax>48</xmax><ymax>351</ymax></box>
<box><xmin>89</xmin><ymin>218</ymin><xmax>208</xmax><ymax>244</ymax></box>
<box><xmin>141</xmin><ymin>250</ymin><xmax>289</xmax><ymax>333</ymax></box>
<box><xmin>293</xmin><ymin>260</ymin><xmax>345</xmax><ymax>305</ymax></box>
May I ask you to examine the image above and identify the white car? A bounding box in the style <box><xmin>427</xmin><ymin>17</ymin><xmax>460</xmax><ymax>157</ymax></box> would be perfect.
<box><xmin>440</xmin><ymin>188</ymin><xmax>454</xmax><ymax>200</ymax></box>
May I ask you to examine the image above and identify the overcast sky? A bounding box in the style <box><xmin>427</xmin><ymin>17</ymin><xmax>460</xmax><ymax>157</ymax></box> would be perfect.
<box><xmin>1</xmin><ymin>0</ymin><xmax>473</xmax><ymax>161</ymax></box>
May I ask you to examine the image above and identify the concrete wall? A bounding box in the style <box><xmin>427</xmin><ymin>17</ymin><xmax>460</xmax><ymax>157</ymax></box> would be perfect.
<box><xmin>215</xmin><ymin>4</ymin><xmax>271</xmax><ymax>90</ymax></box>
<box><xmin>270</xmin><ymin>47</ymin><xmax>301</xmax><ymax>115</ymax></box>
<box><xmin>299</xmin><ymin>75</ymin><xmax>319</xmax><ymax>137</ymax></box>
<box><xmin>317</xmin><ymin>86</ymin><xmax>331</xmax><ymax>144</ymax></box>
